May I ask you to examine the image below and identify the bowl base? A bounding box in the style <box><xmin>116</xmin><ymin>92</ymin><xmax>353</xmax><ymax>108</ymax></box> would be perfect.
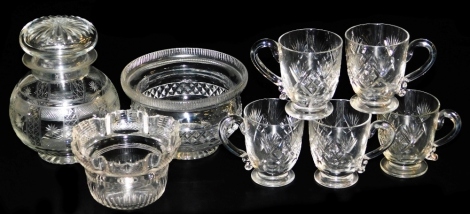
<box><xmin>38</xmin><ymin>152</ymin><xmax>76</xmax><ymax>164</ymax></box>
<box><xmin>174</xmin><ymin>146</ymin><xmax>219</xmax><ymax>160</ymax></box>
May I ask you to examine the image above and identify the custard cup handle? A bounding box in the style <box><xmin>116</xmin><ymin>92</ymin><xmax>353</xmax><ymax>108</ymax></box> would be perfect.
<box><xmin>250</xmin><ymin>38</ymin><xmax>287</xmax><ymax>100</ymax></box>
<box><xmin>399</xmin><ymin>39</ymin><xmax>437</xmax><ymax>96</ymax></box>
<box><xmin>360</xmin><ymin>120</ymin><xmax>396</xmax><ymax>173</ymax></box>
<box><xmin>425</xmin><ymin>109</ymin><xmax>462</xmax><ymax>161</ymax></box>
<box><xmin>218</xmin><ymin>115</ymin><xmax>253</xmax><ymax>170</ymax></box>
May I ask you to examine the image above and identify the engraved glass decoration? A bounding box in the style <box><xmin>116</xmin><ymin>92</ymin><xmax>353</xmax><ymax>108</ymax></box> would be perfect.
<box><xmin>219</xmin><ymin>98</ymin><xmax>304</xmax><ymax>187</ymax></box>
<box><xmin>121</xmin><ymin>48</ymin><xmax>248</xmax><ymax>160</ymax></box>
<box><xmin>250</xmin><ymin>28</ymin><xmax>343</xmax><ymax>120</ymax></box>
<box><xmin>9</xmin><ymin>15</ymin><xmax>120</xmax><ymax>164</ymax></box>
<box><xmin>308</xmin><ymin>99</ymin><xmax>396</xmax><ymax>188</ymax></box>
<box><xmin>345</xmin><ymin>23</ymin><xmax>437</xmax><ymax>114</ymax></box>
<box><xmin>71</xmin><ymin>110</ymin><xmax>181</xmax><ymax>210</ymax></box>
<box><xmin>377</xmin><ymin>89</ymin><xmax>462</xmax><ymax>178</ymax></box>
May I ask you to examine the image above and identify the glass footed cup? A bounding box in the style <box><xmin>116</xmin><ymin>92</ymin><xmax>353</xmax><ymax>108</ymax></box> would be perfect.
<box><xmin>377</xmin><ymin>89</ymin><xmax>462</xmax><ymax>178</ymax></box>
<box><xmin>219</xmin><ymin>98</ymin><xmax>305</xmax><ymax>187</ymax></box>
<box><xmin>121</xmin><ymin>48</ymin><xmax>248</xmax><ymax>160</ymax></box>
<box><xmin>345</xmin><ymin>23</ymin><xmax>437</xmax><ymax>114</ymax></box>
<box><xmin>71</xmin><ymin>110</ymin><xmax>181</xmax><ymax>210</ymax></box>
<box><xmin>308</xmin><ymin>99</ymin><xmax>396</xmax><ymax>188</ymax></box>
<box><xmin>250</xmin><ymin>28</ymin><xmax>343</xmax><ymax>120</ymax></box>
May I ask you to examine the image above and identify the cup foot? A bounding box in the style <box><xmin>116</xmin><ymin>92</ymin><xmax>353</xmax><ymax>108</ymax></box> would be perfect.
<box><xmin>174</xmin><ymin>145</ymin><xmax>219</xmax><ymax>160</ymax></box>
<box><xmin>38</xmin><ymin>152</ymin><xmax>76</xmax><ymax>165</ymax></box>
<box><xmin>314</xmin><ymin>170</ymin><xmax>358</xmax><ymax>189</ymax></box>
<box><xmin>285</xmin><ymin>101</ymin><xmax>333</xmax><ymax>120</ymax></box>
<box><xmin>350</xmin><ymin>95</ymin><xmax>399</xmax><ymax>114</ymax></box>
<box><xmin>251</xmin><ymin>169</ymin><xmax>295</xmax><ymax>187</ymax></box>
<box><xmin>380</xmin><ymin>158</ymin><xmax>428</xmax><ymax>178</ymax></box>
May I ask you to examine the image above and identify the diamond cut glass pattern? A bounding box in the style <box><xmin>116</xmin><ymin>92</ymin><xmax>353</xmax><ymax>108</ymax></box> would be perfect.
<box><xmin>142</xmin><ymin>82</ymin><xmax>227</xmax><ymax>99</ymax></box>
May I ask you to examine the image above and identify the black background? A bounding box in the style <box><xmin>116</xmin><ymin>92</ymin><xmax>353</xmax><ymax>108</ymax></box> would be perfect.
<box><xmin>1</xmin><ymin>1</ymin><xmax>469</xmax><ymax>214</ymax></box>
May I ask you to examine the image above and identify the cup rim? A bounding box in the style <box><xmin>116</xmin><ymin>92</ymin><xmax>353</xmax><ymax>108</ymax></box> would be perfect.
<box><xmin>388</xmin><ymin>89</ymin><xmax>441</xmax><ymax>117</ymax></box>
<box><xmin>344</xmin><ymin>23</ymin><xmax>410</xmax><ymax>47</ymax></box>
<box><xmin>309</xmin><ymin>99</ymin><xmax>372</xmax><ymax>128</ymax></box>
<box><xmin>243</xmin><ymin>98</ymin><xmax>302</xmax><ymax>125</ymax></box>
<box><xmin>278</xmin><ymin>28</ymin><xmax>343</xmax><ymax>54</ymax></box>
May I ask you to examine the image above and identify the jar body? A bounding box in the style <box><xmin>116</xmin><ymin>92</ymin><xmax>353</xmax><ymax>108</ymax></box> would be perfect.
<box><xmin>9</xmin><ymin>66</ymin><xmax>120</xmax><ymax>164</ymax></box>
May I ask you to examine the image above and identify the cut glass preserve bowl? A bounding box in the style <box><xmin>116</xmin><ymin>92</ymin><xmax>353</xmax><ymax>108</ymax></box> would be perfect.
<box><xmin>120</xmin><ymin>48</ymin><xmax>248</xmax><ymax>160</ymax></box>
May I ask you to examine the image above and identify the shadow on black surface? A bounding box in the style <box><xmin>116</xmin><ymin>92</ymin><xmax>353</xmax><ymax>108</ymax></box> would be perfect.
<box><xmin>55</xmin><ymin>165</ymin><xmax>80</xmax><ymax>213</ymax></box>
<box><xmin>230</xmin><ymin>186</ymin><xmax>469</xmax><ymax>214</ymax></box>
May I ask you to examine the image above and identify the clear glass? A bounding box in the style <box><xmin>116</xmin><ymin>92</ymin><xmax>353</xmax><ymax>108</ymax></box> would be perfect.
<box><xmin>9</xmin><ymin>15</ymin><xmax>120</xmax><ymax>164</ymax></box>
<box><xmin>308</xmin><ymin>99</ymin><xmax>396</xmax><ymax>188</ymax></box>
<box><xmin>219</xmin><ymin>98</ymin><xmax>304</xmax><ymax>187</ymax></box>
<box><xmin>377</xmin><ymin>89</ymin><xmax>462</xmax><ymax>178</ymax></box>
<box><xmin>345</xmin><ymin>23</ymin><xmax>437</xmax><ymax>114</ymax></box>
<box><xmin>121</xmin><ymin>48</ymin><xmax>248</xmax><ymax>160</ymax></box>
<box><xmin>71</xmin><ymin>110</ymin><xmax>181</xmax><ymax>210</ymax></box>
<box><xmin>250</xmin><ymin>28</ymin><xmax>343</xmax><ymax>120</ymax></box>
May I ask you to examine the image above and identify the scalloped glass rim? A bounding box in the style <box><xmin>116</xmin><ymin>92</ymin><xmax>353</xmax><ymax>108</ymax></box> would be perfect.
<box><xmin>120</xmin><ymin>48</ymin><xmax>248</xmax><ymax>111</ymax></box>
<box><xmin>71</xmin><ymin>110</ymin><xmax>181</xmax><ymax>176</ymax></box>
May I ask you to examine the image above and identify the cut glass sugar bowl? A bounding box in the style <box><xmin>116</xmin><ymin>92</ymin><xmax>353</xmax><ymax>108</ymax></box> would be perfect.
<box><xmin>9</xmin><ymin>15</ymin><xmax>120</xmax><ymax>164</ymax></box>
<box><xmin>120</xmin><ymin>48</ymin><xmax>248</xmax><ymax>160</ymax></box>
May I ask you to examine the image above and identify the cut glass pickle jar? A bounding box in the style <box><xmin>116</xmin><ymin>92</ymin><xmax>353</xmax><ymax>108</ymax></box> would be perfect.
<box><xmin>9</xmin><ymin>15</ymin><xmax>120</xmax><ymax>164</ymax></box>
